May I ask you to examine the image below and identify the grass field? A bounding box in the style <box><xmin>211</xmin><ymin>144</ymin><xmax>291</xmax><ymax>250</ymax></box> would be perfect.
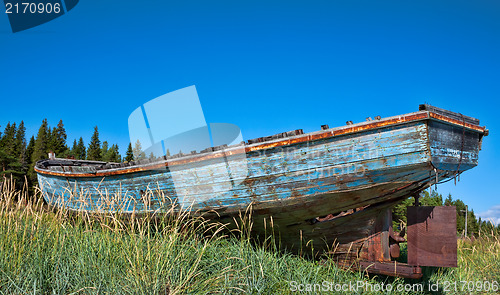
<box><xmin>0</xmin><ymin>180</ymin><xmax>498</xmax><ymax>294</ymax></box>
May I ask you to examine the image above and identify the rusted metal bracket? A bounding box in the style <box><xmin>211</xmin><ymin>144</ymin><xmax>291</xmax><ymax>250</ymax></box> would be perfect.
<box><xmin>389</xmin><ymin>227</ymin><xmax>405</xmax><ymax>259</ymax></box>
<box><xmin>359</xmin><ymin>261</ymin><xmax>422</xmax><ymax>279</ymax></box>
<box><xmin>355</xmin><ymin>204</ymin><xmax>457</xmax><ymax>278</ymax></box>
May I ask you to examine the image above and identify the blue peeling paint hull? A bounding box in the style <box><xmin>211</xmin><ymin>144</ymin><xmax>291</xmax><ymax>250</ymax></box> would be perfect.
<box><xmin>35</xmin><ymin>109</ymin><xmax>486</xmax><ymax>257</ymax></box>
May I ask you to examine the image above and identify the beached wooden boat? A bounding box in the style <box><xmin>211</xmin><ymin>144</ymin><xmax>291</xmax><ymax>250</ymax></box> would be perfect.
<box><xmin>35</xmin><ymin>104</ymin><xmax>488</xmax><ymax>277</ymax></box>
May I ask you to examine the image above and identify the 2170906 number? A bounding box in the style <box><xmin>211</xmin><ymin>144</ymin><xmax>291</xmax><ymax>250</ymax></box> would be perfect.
<box><xmin>441</xmin><ymin>280</ymin><xmax>498</xmax><ymax>292</ymax></box>
<box><xmin>5</xmin><ymin>2</ymin><xmax>61</xmax><ymax>14</ymax></box>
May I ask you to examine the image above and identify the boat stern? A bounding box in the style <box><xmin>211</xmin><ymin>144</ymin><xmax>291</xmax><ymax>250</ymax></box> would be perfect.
<box><xmin>422</xmin><ymin>104</ymin><xmax>488</xmax><ymax>174</ymax></box>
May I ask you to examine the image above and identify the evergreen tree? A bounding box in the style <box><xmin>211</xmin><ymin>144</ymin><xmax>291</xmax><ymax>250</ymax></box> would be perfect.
<box><xmin>110</xmin><ymin>144</ymin><xmax>121</xmax><ymax>163</ymax></box>
<box><xmin>14</xmin><ymin>121</ymin><xmax>27</xmax><ymax>170</ymax></box>
<box><xmin>444</xmin><ymin>194</ymin><xmax>453</xmax><ymax>206</ymax></box>
<box><xmin>28</xmin><ymin>119</ymin><xmax>49</xmax><ymax>185</ymax></box>
<box><xmin>0</xmin><ymin>149</ymin><xmax>22</xmax><ymax>179</ymax></box>
<box><xmin>76</xmin><ymin>137</ymin><xmax>86</xmax><ymax>160</ymax></box>
<box><xmin>0</xmin><ymin>122</ymin><xmax>16</xmax><ymax>153</ymax></box>
<box><xmin>51</xmin><ymin>120</ymin><xmax>68</xmax><ymax>157</ymax></box>
<box><xmin>132</xmin><ymin>139</ymin><xmax>146</xmax><ymax>161</ymax></box>
<box><xmin>453</xmin><ymin>199</ymin><xmax>467</xmax><ymax>234</ymax></box>
<box><xmin>0</xmin><ymin>123</ymin><xmax>22</xmax><ymax>179</ymax></box>
<box><xmin>392</xmin><ymin>197</ymin><xmax>414</xmax><ymax>227</ymax></box>
<box><xmin>103</xmin><ymin>144</ymin><xmax>121</xmax><ymax>163</ymax></box>
<box><xmin>87</xmin><ymin>126</ymin><xmax>101</xmax><ymax>161</ymax></box>
<box><xmin>71</xmin><ymin>139</ymin><xmax>78</xmax><ymax>158</ymax></box>
<box><xmin>450</xmin><ymin>199</ymin><xmax>479</xmax><ymax>237</ymax></box>
<box><xmin>468</xmin><ymin>209</ymin><xmax>479</xmax><ymax>237</ymax></box>
<box><xmin>125</xmin><ymin>143</ymin><xmax>134</xmax><ymax>162</ymax></box>
<box><xmin>420</xmin><ymin>190</ymin><xmax>443</xmax><ymax>206</ymax></box>
<box><xmin>101</xmin><ymin>141</ymin><xmax>109</xmax><ymax>160</ymax></box>
<box><xmin>31</xmin><ymin>119</ymin><xmax>49</xmax><ymax>163</ymax></box>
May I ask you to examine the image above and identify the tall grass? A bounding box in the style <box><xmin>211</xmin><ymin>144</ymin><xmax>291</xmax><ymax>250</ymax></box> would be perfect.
<box><xmin>0</xmin><ymin>177</ymin><xmax>233</xmax><ymax>294</ymax></box>
<box><xmin>0</xmin><ymin>177</ymin><xmax>498</xmax><ymax>294</ymax></box>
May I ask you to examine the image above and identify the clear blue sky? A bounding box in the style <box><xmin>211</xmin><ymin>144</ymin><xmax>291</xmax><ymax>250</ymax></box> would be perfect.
<box><xmin>1</xmin><ymin>1</ymin><xmax>498</xmax><ymax>223</ymax></box>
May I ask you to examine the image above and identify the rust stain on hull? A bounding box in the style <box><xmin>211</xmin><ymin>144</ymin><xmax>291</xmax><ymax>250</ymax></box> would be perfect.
<box><xmin>429</xmin><ymin>112</ymin><xmax>485</xmax><ymax>132</ymax></box>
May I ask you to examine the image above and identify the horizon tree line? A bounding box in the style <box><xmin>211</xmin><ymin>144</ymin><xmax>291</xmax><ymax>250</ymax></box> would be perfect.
<box><xmin>0</xmin><ymin>119</ymin><xmax>137</xmax><ymax>190</ymax></box>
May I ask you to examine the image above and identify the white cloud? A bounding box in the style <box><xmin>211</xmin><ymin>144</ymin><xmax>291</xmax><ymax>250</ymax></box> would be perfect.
<box><xmin>478</xmin><ymin>204</ymin><xmax>500</xmax><ymax>226</ymax></box>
